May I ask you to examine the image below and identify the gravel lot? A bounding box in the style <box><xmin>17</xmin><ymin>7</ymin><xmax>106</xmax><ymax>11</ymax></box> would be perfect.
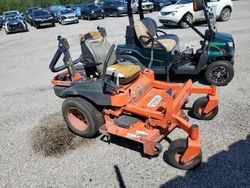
<box><xmin>0</xmin><ymin>1</ymin><xmax>249</xmax><ymax>187</ymax></box>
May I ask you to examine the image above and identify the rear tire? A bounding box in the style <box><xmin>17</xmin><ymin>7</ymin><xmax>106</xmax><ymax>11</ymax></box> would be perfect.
<box><xmin>165</xmin><ymin>139</ymin><xmax>202</xmax><ymax>170</ymax></box>
<box><xmin>219</xmin><ymin>7</ymin><xmax>231</xmax><ymax>21</ymax></box>
<box><xmin>205</xmin><ymin>60</ymin><xmax>234</xmax><ymax>86</ymax></box>
<box><xmin>62</xmin><ymin>97</ymin><xmax>104</xmax><ymax>138</ymax></box>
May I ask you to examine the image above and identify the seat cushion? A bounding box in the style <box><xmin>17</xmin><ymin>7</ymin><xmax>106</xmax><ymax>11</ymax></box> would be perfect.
<box><xmin>156</xmin><ymin>38</ymin><xmax>177</xmax><ymax>52</ymax></box>
<box><xmin>106</xmin><ymin>64</ymin><xmax>141</xmax><ymax>85</ymax></box>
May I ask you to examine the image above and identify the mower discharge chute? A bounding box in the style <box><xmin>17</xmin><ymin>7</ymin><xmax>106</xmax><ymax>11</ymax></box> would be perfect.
<box><xmin>49</xmin><ymin>29</ymin><xmax>218</xmax><ymax>170</ymax></box>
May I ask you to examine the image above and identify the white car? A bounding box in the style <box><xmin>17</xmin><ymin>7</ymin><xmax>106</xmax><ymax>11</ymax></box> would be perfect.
<box><xmin>159</xmin><ymin>0</ymin><xmax>233</xmax><ymax>28</ymax></box>
<box><xmin>128</xmin><ymin>0</ymin><xmax>154</xmax><ymax>13</ymax></box>
<box><xmin>58</xmin><ymin>8</ymin><xmax>79</xmax><ymax>25</ymax></box>
<box><xmin>141</xmin><ymin>0</ymin><xmax>154</xmax><ymax>12</ymax></box>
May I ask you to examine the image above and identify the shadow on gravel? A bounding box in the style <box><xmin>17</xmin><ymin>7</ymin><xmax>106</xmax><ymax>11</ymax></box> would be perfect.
<box><xmin>114</xmin><ymin>165</ymin><xmax>126</xmax><ymax>188</ymax></box>
<box><xmin>30</xmin><ymin>112</ymin><xmax>95</xmax><ymax>157</ymax></box>
<box><xmin>160</xmin><ymin>135</ymin><xmax>250</xmax><ymax>188</ymax></box>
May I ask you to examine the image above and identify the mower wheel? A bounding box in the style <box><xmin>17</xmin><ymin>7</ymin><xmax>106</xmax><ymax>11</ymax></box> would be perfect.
<box><xmin>192</xmin><ymin>97</ymin><xmax>218</xmax><ymax>120</ymax></box>
<box><xmin>205</xmin><ymin>60</ymin><xmax>234</xmax><ymax>86</ymax></box>
<box><xmin>166</xmin><ymin>139</ymin><xmax>202</xmax><ymax>170</ymax></box>
<box><xmin>62</xmin><ymin>97</ymin><xmax>104</xmax><ymax>138</ymax></box>
<box><xmin>155</xmin><ymin>143</ymin><xmax>163</xmax><ymax>154</ymax></box>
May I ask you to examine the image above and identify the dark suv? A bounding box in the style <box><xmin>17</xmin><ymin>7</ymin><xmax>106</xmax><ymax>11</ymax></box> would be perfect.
<box><xmin>102</xmin><ymin>0</ymin><xmax>127</xmax><ymax>17</ymax></box>
<box><xmin>31</xmin><ymin>9</ymin><xmax>55</xmax><ymax>28</ymax></box>
<box><xmin>81</xmin><ymin>4</ymin><xmax>105</xmax><ymax>20</ymax></box>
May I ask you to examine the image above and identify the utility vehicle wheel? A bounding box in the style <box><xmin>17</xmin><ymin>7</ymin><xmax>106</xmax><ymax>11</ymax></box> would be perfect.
<box><xmin>166</xmin><ymin>139</ymin><xmax>202</xmax><ymax>170</ymax></box>
<box><xmin>205</xmin><ymin>60</ymin><xmax>234</xmax><ymax>86</ymax></box>
<box><xmin>180</xmin><ymin>14</ymin><xmax>193</xmax><ymax>28</ymax></box>
<box><xmin>219</xmin><ymin>7</ymin><xmax>231</xmax><ymax>21</ymax></box>
<box><xmin>192</xmin><ymin>97</ymin><xmax>218</xmax><ymax>120</ymax></box>
<box><xmin>62</xmin><ymin>97</ymin><xmax>105</xmax><ymax>138</ymax></box>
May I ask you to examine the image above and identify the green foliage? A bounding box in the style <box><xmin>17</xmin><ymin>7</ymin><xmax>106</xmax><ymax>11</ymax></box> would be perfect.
<box><xmin>0</xmin><ymin>0</ymin><xmax>95</xmax><ymax>14</ymax></box>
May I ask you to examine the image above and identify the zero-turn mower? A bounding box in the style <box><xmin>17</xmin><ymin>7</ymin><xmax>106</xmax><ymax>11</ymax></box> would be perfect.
<box><xmin>49</xmin><ymin>28</ymin><xmax>219</xmax><ymax>170</ymax></box>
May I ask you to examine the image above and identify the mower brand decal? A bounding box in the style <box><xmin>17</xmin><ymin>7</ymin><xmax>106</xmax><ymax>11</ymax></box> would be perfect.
<box><xmin>135</xmin><ymin>130</ymin><xmax>148</xmax><ymax>136</ymax></box>
<box><xmin>126</xmin><ymin>133</ymin><xmax>139</xmax><ymax>140</ymax></box>
<box><xmin>147</xmin><ymin>95</ymin><xmax>162</xmax><ymax>107</ymax></box>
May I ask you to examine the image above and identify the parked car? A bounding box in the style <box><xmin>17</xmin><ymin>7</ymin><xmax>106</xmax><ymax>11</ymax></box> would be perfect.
<box><xmin>48</xmin><ymin>5</ymin><xmax>65</xmax><ymax>22</ymax></box>
<box><xmin>141</xmin><ymin>0</ymin><xmax>154</xmax><ymax>12</ymax></box>
<box><xmin>58</xmin><ymin>8</ymin><xmax>79</xmax><ymax>24</ymax></box>
<box><xmin>159</xmin><ymin>0</ymin><xmax>233</xmax><ymax>28</ymax></box>
<box><xmin>31</xmin><ymin>9</ymin><xmax>55</xmax><ymax>28</ymax></box>
<box><xmin>65</xmin><ymin>5</ymin><xmax>82</xmax><ymax>18</ymax></box>
<box><xmin>81</xmin><ymin>4</ymin><xmax>105</xmax><ymax>20</ymax></box>
<box><xmin>2</xmin><ymin>15</ymin><xmax>28</xmax><ymax>34</ymax></box>
<box><xmin>152</xmin><ymin>0</ymin><xmax>173</xmax><ymax>11</ymax></box>
<box><xmin>25</xmin><ymin>7</ymin><xmax>40</xmax><ymax>24</ymax></box>
<box><xmin>102</xmin><ymin>0</ymin><xmax>127</xmax><ymax>17</ymax></box>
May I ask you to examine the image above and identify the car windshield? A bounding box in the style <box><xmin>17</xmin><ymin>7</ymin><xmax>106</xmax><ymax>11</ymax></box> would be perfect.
<box><xmin>28</xmin><ymin>8</ymin><xmax>39</xmax><ymax>14</ymax></box>
<box><xmin>61</xmin><ymin>9</ymin><xmax>74</xmax><ymax>14</ymax></box>
<box><xmin>176</xmin><ymin>0</ymin><xmax>193</xmax><ymax>4</ymax></box>
<box><xmin>103</xmin><ymin>1</ymin><xmax>124</xmax><ymax>6</ymax></box>
<box><xmin>87</xmin><ymin>5</ymin><xmax>99</xmax><ymax>9</ymax></box>
<box><xmin>5</xmin><ymin>16</ymin><xmax>18</xmax><ymax>21</ymax></box>
<box><xmin>4</xmin><ymin>12</ymin><xmax>18</xmax><ymax>17</ymax></box>
<box><xmin>34</xmin><ymin>10</ymin><xmax>49</xmax><ymax>16</ymax></box>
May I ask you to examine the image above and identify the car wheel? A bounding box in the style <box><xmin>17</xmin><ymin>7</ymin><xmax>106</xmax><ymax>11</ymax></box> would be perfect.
<box><xmin>87</xmin><ymin>15</ymin><xmax>91</xmax><ymax>20</ymax></box>
<box><xmin>205</xmin><ymin>60</ymin><xmax>234</xmax><ymax>86</ymax></box>
<box><xmin>5</xmin><ymin>29</ymin><xmax>9</xmax><ymax>34</ymax></box>
<box><xmin>114</xmin><ymin>11</ymin><xmax>119</xmax><ymax>17</ymax></box>
<box><xmin>219</xmin><ymin>7</ymin><xmax>231</xmax><ymax>21</ymax></box>
<box><xmin>180</xmin><ymin>13</ymin><xmax>193</xmax><ymax>29</ymax></box>
<box><xmin>52</xmin><ymin>23</ymin><xmax>55</xmax><ymax>27</ymax></box>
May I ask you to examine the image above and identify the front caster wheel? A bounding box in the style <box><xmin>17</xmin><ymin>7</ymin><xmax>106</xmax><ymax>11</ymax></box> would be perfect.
<box><xmin>165</xmin><ymin>139</ymin><xmax>202</xmax><ymax>170</ymax></box>
<box><xmin>192</xmin><ymin>97</ymin><xmax>218</xmax><ymax>120</ymax></box>
<box><xmin>62</xmin><ymin>97</ymin><xmax>105</xmax><ymax>138</ymax></box>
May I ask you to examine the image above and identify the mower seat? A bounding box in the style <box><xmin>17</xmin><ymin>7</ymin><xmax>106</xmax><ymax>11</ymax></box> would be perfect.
<box><xmin>106</xmin><ymin>63</ymin><xmax>141</xmax><ymax>85</ymax></box>
<box><xmin>134</xmin><ymin>17</ymin><xmax>179</xmax><ymax>52</ymax></box>
<box><xmin>81</xmin><ymin>31</ymin><xmax>141</xmax><ymax>84</ymax></box>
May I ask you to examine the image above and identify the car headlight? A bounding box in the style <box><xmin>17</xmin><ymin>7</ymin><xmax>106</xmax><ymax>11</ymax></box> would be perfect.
<box><xmin>118</xmin><ymin>7</ymin><xmax>124</xmax><ymax>10</ymax></box>
<box><xmin>228</xmin><ymin>41</ymin><xmax>234</xmax><ymax>48</ymax></box>
<box><xmin>35</xmin><ymin>18</ymin><xmax>42</xmax><ymax>21</ymax></box>
<box><xmin>91</xmin><ymin>10</ymin><xmax>94</xmax><ymax>13</ymax></box>
<box><xmin>159</xmin><ymin>3</ymin><xmax>164</xmax><ymax>6</ymax></box>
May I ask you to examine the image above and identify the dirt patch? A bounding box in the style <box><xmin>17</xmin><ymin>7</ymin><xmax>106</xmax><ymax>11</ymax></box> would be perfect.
<box><xmin>30</xmin><ymin>112</ymin><xmax>95</xmax><ymax>157</ymax></box>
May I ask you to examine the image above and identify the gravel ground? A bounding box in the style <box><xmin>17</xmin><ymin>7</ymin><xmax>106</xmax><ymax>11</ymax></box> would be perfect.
<box><xmin>0</xmin><ymin>1</ymin><xmax>249</xmax><ymax>187</ymax></box>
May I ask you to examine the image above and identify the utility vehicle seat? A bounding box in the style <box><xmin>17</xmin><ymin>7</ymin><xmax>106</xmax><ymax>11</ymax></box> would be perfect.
<box><xmin>81</xmin><ymin>31</ymin><xmax>141</xmax><ymax>85</ymax></box>
<box><xmin>134</xmin><ymin>17</ymin><xmax>179</xmax><ymax>52</ymax></box>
